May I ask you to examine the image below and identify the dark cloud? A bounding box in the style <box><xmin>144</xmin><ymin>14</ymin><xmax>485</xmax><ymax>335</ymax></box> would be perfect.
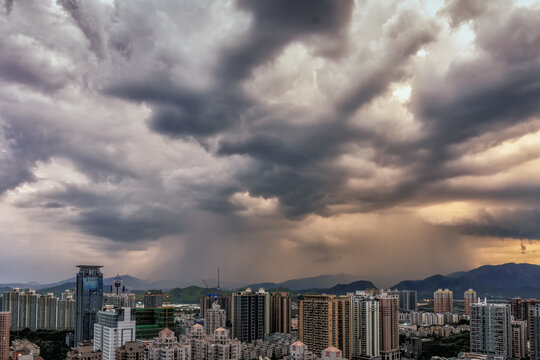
<box><xmin>107</xmin><ymin>0</ymin><xmax>354</xmax><ymax>139</ymax></box>
<box><xmin>4</xmin><ymin>0</ymin><xmax>13</xmax><ymax>15</ymax></box>
<box><xmin>448</xmin><ymin>208</ymin><xmax>540</xmax><ymax>241</ymax></box>
<box><xmin>57</xmin><ymin>0</ymin><xmax>108</xmax><ymax>59</ymax></box>
<box><xmin>75</xmin><ymin>207</ymin><xmax>183</xmax><ymax>243</ymax></box>
<box><xmin>1</xmin><ymin>0</ymin><xmax>540</xmax><ymax>284</ymax></box>
<box><xmin>220</xmin><ymin>0</ymin><xmax>354</xmax><ymax>83</ymax></box>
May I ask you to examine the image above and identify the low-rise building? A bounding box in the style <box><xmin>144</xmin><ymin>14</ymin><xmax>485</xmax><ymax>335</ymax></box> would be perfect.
<box><xmin>67</xmin><ymin>341</ymin><xmax>103</xmax><ymax>360</ymax></box>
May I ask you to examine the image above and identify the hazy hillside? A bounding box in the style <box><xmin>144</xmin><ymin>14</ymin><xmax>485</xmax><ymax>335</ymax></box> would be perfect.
<box><xmin>392</xmin><ymin>263</ymin><xmax>540</xmax><ymax>298</ymax></box>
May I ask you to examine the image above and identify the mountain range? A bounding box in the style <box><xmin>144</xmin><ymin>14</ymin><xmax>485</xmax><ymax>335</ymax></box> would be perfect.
<box><xmin>3</xmin><ymin>263</ymin><xmax>540</xmax><ymax>300</ymax></box>
<box><xmin>392</xmin><ymin>262</ymin><xmax>540</xmax><ymax>298</ymax></box>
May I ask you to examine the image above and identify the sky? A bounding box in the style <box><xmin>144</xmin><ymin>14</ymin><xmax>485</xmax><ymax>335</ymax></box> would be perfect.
<box><xmin>1</xmin><ymin>0</ymin><xmax>540</xmax><ymax>288</ymax></box>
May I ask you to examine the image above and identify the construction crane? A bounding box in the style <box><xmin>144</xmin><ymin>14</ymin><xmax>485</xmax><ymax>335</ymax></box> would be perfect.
<box><xmin>203</xmin><ymin>279</ymin><xmax>218</xmax><ymax>301</ymax></box>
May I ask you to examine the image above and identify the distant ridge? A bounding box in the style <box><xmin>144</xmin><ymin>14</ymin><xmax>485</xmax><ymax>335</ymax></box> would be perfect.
<box><xmin>245</xmin><ymin>274</ymin><xmax>359</xmax><ymax>291</ymax></box>
<box><xmin>4</xmin><ymin>263</ymin><xmax>540</xmax><ymax>299</ymax></box>
<box><xmin>392</xmin><ymin>262</ymin><xmax>540</xmax><ymax>298</ymax></box>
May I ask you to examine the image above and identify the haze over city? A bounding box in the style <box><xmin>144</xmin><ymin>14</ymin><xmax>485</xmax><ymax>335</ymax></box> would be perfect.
<box><xmin>2</xmin><ymin>0</ymin><xmax>540</xmax><ymax>287</ymax></box>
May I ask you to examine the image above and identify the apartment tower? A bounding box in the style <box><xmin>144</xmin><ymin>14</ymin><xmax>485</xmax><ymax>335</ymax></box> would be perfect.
<box><xmin>299</xmin><ymin>295</ymin><xmax>335</xmax><ymax>357</ymax></box>
<box><xmin>270</xmin><ymin>292</ymin><xmax>292</xmax><ymax>334</ymax></box>
<box><xmin>434</xmin><ymin>289</ymin><xmax>453</xmax><ymax>314</ymax></box>
<box><xmin>0</xmin><ymin>312</ymin><xmax>10</xmax><ymax>360</ymax></box>
<box><xmin>464</xmin><ymin>289</ymin><xmax>477</xmax><ymax>316</ymax></box>
<box><xmin>350</xmin><ymin>293</ymin><xmax>380</xmax><ymax>360</ymax></box>
<box><xmin>232</xmin><ymin>288</ymin><xmax>269</xmax><ymax>342</ymax></box>
<box><xmin>378</xmin><ymin>293</ymin><xmax>399</xmax><ymax>360</ymax></box>
<box><xmin>470</xmin><ymin>299</ymin><xmax>512</xmax><ymax>359</ymax></box>
<box><xmin>205</xmin><ymin>302</ymin><xmax>226</xmax><ymax>335</ymax></box>
<box><xmin>398</xmin><ymin>290</ymin><xmax>417</xmax><ymax>313</ymax></box>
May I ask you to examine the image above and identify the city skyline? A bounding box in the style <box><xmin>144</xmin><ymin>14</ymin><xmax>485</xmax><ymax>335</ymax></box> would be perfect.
<box><xmin>2</xmin><ymin>0</ymin><xmax>540</xmax><ymax>286</ymax></box>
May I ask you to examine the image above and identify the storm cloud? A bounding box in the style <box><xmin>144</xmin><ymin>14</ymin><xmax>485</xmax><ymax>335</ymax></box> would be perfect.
<box><xmin>1</xmin><ymin>0</ymin><xmax>540</xmax><ymax>285</ymax></box>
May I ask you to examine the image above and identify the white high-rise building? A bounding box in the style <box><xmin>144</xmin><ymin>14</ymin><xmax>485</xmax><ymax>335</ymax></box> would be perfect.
<box><xmin>470</xmin><ymin>299</ymin><xmax>512</xmax><ymax>360</ymax></box>
<box><xmin>205</xmin><ymin>303</ymin><xmax>226</xmax><ymax>335</ymax></box>
<box><xmin>93</xmin><ymin>307</ymin><xmax>136</xmax><ymax>360</ymax></box>
<box><xmin>351</xmin><ymin>292</ymin><xmax>380</xmax><ymax>360</ymax></box>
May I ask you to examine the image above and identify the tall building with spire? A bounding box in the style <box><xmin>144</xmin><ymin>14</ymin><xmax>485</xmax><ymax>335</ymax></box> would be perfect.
<box><xmin>75</xmin><ymin>265</ymin><xmax>104</xmax><ymax>345</ymax></box>
<box><xmin>112</xmin><ymin>276</ymin><xmax>124</xmax><ymax>295</ymax></box>
<box><xmin>104</xmin><ymin>276</ymin><xmax>135</xmax><ymax>309</ymax></box>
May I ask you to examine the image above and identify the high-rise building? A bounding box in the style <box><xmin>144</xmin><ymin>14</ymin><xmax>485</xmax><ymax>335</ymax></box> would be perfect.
<box><xmin>511</xmin><ymin>320</ymin><xmax>527</xmax><ymax>360</ymax></box>
<box><xmin>270</xmin><ymin>292</ymin><xmax>291</xmax><ymax>334</ymax></box>
<box><xmin>509</xmin><ymin>297</ymin><xmax>540</xmax><ymax>322</ymax></box>
<box><xmin>58</xmin><ymin>290</ymin><xmax>76</xmax><ymax>330</ymax></box>
<box><xmin>75</xmin><ymin>265</ymin><xmax>104</xmax><ymax>345</ymax></box>
<box><xmin>351</xmin><ymin>293</ymin><xmax>380</xmax><ymax>360</ymax></box>
<box><xmin>38</xmin><ymin>293</ymin><xmax>58</xmax><ymax>330</ymax></box>
<box><xmin>104</xmin><ymin>276</ymin><xmax>135</xmax><ymax>309</ymax></box>
<box><xmin>104</xmin><ymin>294</ymin><xmax>136</xmax><ymax>309</ymax></box>
<box><xmin>93</xmin><ymin>307</ymin><xmax>136</xmax><ymax>360</ymax></box>
<box><xmin>464</xmin><ymin>289</ymin><xmax>477</xmax><ymax>316</ymax></box>
<box><xmin>205</xmin><ymin>302</ymin><xmax>226</xmax><ymax>335</ymax></box>
<box><xmin>20</xmin><ymin>290</ymin><xmax>40</xmax><ymax>330</ymax></box>
<box><xmin>470</xmin><ymin>299</ymin><xmax>512</xmax><ymax>359</ymax></box>
<box><xmin>398</xmin><ymin>291</ymin><xmax>417</xmax><ymax>313</ymax></box>
<box><xmin>144</xmin><ymin>290</ymin><xmax>163</xmax><ymax>309</ymax></box>
<box><xmin>232</xmin><ymin>288</ymin><xmax>269</xmax><ymax>342</ymax></box>
<box><xmin>112</xmin><ymin>276</ymin><xmax>125</xmax><ymax>295</ymax></box>
<box><xmin>299</xmin><ymin>295</ymin><xmax>335</xmax><ymax>357</ymax></box>
<box><xmin>201</xmin><ymin>296</ymin><xmax>232</xmax><ymax>324</ymax></box>
<box><xmin>434</xmin><ymin>289</ymin><xmax>453</xmax><ymax>314</ymax></box>
<box><xmin>1</xmin><ymin>289</ymin><xmax>74</xmax><ymax>332</ymax></box>
<box><xmin>0</xmin><ymin>312</ymin><xmax>10</xmax><ymax>360</ymax></box>
<box><xmin>530</xmin><ymin>305</ymin><xmax>540</xmax><ymax>360</ymax></box>
<box><xmin>135</xmin><ymin>308</ymin><xmax>175</xmax><ymax>339</ymax></box>
<box><xmin>1</xmin><ymin>288</ymin><xmax>22</xmax><ymax>330</ymax></box>
<box><xmin>378</xmin><ymin>293</ymin><xmax>399</xmax><ymax>360</ymax></box>
<box><xmin>333</xmin><ymin>296</ymin><xmax>351</xmax><ymax>360</ymax></box>
<box><xmin>299</xmin><ymin>295</ymin><xmax>351</xmax><ymax>358</ymax></box>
